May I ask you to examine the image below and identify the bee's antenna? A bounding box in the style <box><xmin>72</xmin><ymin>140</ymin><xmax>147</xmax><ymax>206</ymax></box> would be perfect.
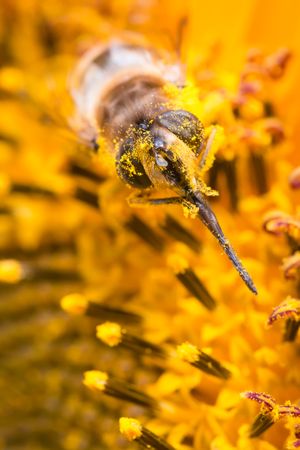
<box><xmin>188</xmin><ymin>190</ymin><xmax>258</xmax><ymax>295</ymax></box>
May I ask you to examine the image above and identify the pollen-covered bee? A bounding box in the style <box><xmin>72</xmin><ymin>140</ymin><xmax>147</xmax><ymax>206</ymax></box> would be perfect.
<box><xmin>69</xmin><ymin>40</ymin><xmax>257</xmax><ymax>294</ymax></box>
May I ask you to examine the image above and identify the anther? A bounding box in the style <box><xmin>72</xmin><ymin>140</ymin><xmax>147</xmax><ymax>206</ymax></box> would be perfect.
<box><xmin>0</xmin><ymin>206</ymin><xmax>11</xmax><ymax>215</ymax></box>
<box><xmin>83</xmin><ymin>371</ymin><xmax>157</xmax><ymax>409</ymax></box>
<box><xmin>176</xmin><ymin>342</ymin><xmax>231</xmax><ymax>379</ymax></box>
<box><xmin>96</xmin><ymin>322</ymin><xmax>166</xmax><ymax>358</ymax></box>
<box><xmin>0</xmin><ymin>260</ymin><xmax>80</xmax><ymax>284</ymax></box>
<box><xmin>68</xmin><ymin>160</ymin><xmax>105</xmax><ymax>183</ymax></box>
<box><xmin>249</xmin><ymin>413</ymin><xmax>275</xmax><ymax>438</ymax></box>
<box><xmin>119</xmin><ymin>417</ymin><xmax>175</xmax><ymax>450</ymax></box>
<box><xmin>0</xmin><ymin>240</ymin><xmax>76</xmax><ymax>260</ymax></box>
<box><xmin>11</xmin><ymin>183</ymin><xmax>56</xmax><ymax>198</ymax></box>
<box><xmin>241</xmin><ymin>391</ymin><xmax>277</xmax><ymax>437</ymax></box>
<box><xmin>223</xmin><ymin>158</ymin><xmax>239</xmax><ymax>211</ymax></box>
<box><xmin>61</xmin><ymin>293</ymin><xmax>141</xmax><ymax>324</ymax></box>
<box><xmin>160</xmin><ymin>215</ymin><xmax>201</xmax><ymax>252</ymax></box>
<box><xmin>126</xmin><ymin>214</ymin><xmax>165</xmax><ymax>252</ymax></box>
<box><xmin>175</xmin><ymin>268</ymin><xmax>216</xmax><ymax>310</ymax></box>
<box><xmin>73</xmin><ymin>187</ymin><xmax>100</xmax><ymax>209</ymax></box>
<box><xmin>61</xmin><ymin>293</ymin><xmax>89</xmax><ymax>315</ymax></box>
<box><xmin>241</xmin><ymin>392</ymin><xmax>300</xmax><ymax>438</ymax></box>
<box><xmin>0</xmin><ymin>259</ymin><xmax>24</xmax><ymax>284</ymax></box>
<box><xmin>249</xmin><ymin>152</ymin><xmax>268</xmax><ymax>195</ymax></box>
<box><xmin>28</xmin><ymin>267</ymin><xmax>81</xmax><ymax>282</ymax></box>
<box><xmin>283</xmin><ymin>318</ymin><xmax>300</xmax><ymax>342</ymax></box>
<box><xmin>0</xmin><ymin>132</ymin><xmax>19</xmax><ymax>148</ymax></box>
<box><xmin>208</xmin><ymin>158</ymin><xmax>239</xmax><ymax>212</ymax></box>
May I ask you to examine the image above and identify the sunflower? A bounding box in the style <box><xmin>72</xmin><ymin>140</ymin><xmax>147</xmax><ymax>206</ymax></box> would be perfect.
<box><xmin>1</xmin><ymin>1</ymin><xmax>300</xmax><ymax>449</ymax></box>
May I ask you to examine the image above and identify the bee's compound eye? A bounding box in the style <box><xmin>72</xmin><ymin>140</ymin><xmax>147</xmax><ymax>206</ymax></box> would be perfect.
<box><xmin>153</xmin><ymin>136</ymin><xmax>169</xmax><ymax>168</ymax></box>
<box><xmin>156</xmin><ymin>110</ymin><xmax>204</xmax><ymax>155</ymax></box>
<box><xmin>116</xmin><ymin>137</ymin><xmax>153</xmax><ymax>189</ymax></box>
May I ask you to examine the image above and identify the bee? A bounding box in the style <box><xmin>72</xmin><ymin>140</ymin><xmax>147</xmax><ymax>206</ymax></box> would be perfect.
<box><xmin>69</xmin><ymin>40</ymin><xmax>257</xmax><ymax>294</ymax></box>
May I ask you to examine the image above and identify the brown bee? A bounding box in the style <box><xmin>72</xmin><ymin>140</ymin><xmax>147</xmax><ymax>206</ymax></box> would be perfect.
<box><xmin>69</xmin><ymin>40</ymin><xmax>257</xmax><ymax>294</ymax></box>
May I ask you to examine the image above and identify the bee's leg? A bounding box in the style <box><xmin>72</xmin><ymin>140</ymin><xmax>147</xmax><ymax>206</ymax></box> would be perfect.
<box><xmin>128</xmin><ymin>192</ymin><xmax>183</xmax><ymax>207</ymax></box>
<box><xmin>199</xmin><ymin>126</ymin><xmax>218</xmax><ymax>171</ymax></box>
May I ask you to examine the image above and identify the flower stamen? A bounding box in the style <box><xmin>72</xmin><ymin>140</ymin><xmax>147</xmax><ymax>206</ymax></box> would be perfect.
<box><xmin>267</xmin><ymin>297</ymin><xmax>300</xmax><ymax>326</ymax></box>
<box><xmin>282</xmin><ymin>253</ymin><xmax>300</xmax><ymax>279</ymax></box>
<box><xmin>126</xmin><ymin>214</ymin><xmax>165</xmax><ymax>252</ymax></box>
<box><xmin>175</xmin><ymin>268</ymin><xmax>216</xmax><ymax>310</ymax></box>
<box><xmin>242</xmin><ymin>392</ymin><xmax>300</xmax><ymax>438</ymax></box>
<box><xmin>61</xmin><ymin>293</ymin><xmax>141</xmax><ymax>323</ymax></box>
<box><xmin>83</xmin><ymin>371</ymin><xmax>157</xmax><ymax>409</ymax></box>
<box><xmin>176</xmin><ymin>342</ymin><xmax>231</xmax><ymax>379</ymax></box>
<box><xmin>119</xmin><ymin>417</ymin><xmax>175</xmax><ymax>450</ymax></box>
<box><xmin>160</xmin><ymin>214</ymin><xmax>201</xmax><ymax>252</ymax></box>
<box><xmin>0</xmin><ymin>260</ymin><xmax>80</xmax><ymax>284</ymax></box>
<box><xmin>96</xmin><ymin>322</ymin><xmax>166</xmax><ymax>358</ymax></box>
<box><xmin>67</xmin><ymin>160</ymin><xmax>105</xmax><ymax>183</ymax></box>
<box><xmin>263</xmin><ymin>211</ymin><xmax>300</xmax><ymax>239</ymax></box>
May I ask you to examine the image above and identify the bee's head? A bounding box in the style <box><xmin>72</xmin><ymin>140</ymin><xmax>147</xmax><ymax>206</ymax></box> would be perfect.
<box><xmin>116</xmin><ymin>109</ymin><xmax>204</xmax><ymax>193</ymax></box>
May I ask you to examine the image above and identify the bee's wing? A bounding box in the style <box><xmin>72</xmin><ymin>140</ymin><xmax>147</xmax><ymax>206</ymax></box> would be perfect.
<box><xmin>22</xmin><ymin>62</ymin><xmax>99</xmax><ymax>153</ymax></box>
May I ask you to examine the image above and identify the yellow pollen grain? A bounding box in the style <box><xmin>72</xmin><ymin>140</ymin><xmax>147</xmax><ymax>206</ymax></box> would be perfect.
<box><xmin>0</xmin><ymin>260</ymin><xmax>23</xmax><ymax>284</ymax></box>
<box><xmin>177</xmin><ymin>342</ymin><xmax>200</xmax><ymax>363</ymax></box>
<box><xmin>182</xmin><ymin>200</ymin><xmax>198</xmax><ymax>219</ymax></box>
<box><xmin>240</xmin><ymin>98</ymin><xmax>264</xmax><ymax>121</ymax></box>
<box><xmin>83</xmin><ymin>370</ymin><xmax>108</xmax><ymax>392</ymax></box>
<box><xmin>96</xmin><ymin>322</ymin><xmax>122</xmax><ymax>347</ymax></box>
<box><xmin>272</xmin><ymin>297</ymin><xmax>300</xmax><ymax>322</ymax></box>
<box><xmin>167</xmin><ymin>253</ymin><xmax>189</xmax><ymax>274</ymax></box>
<box><xmin>119</xmin><ymin>417</ymin><xmax>142</xmax><ymax>441</ymax></box>
<box><xmin>60</xmin><ymin>293</ymin><xmax>88</xmax><ymax>315</ymax></box>
<box><xmin>163</xmin><ymin>83</ymin><xmax>180</xmax><ymax>100</ymax></box>
<box><xmin>119</xmin><ymin>153</ymin><xmax>137</xmax><ymax>177</ymax></box>
<box><xmin>271</xmin><ymin>405</ymin><xmax>280</xmax><ymax>422</ymax></box>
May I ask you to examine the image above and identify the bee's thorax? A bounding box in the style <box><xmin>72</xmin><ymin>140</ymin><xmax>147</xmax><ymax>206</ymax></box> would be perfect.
<box><xmin>97</xmin><ymin>75</ymin><xmax>169</xmax><ymax>143</ymax></box>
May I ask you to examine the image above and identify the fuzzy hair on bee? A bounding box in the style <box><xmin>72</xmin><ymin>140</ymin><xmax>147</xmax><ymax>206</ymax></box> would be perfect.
<box><xmin>69</xmin><ymin>39</ymin><xmax>257</xmax><ymax>294</ymax></box>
